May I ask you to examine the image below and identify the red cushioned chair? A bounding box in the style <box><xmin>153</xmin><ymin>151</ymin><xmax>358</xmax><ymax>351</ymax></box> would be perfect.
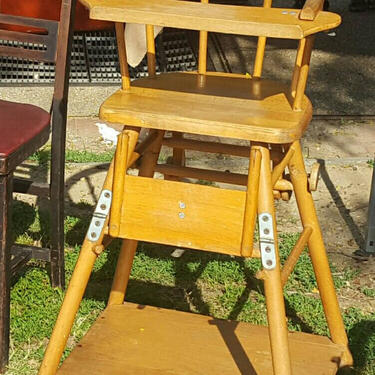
<box><xmin>0</xmin><ymin>1</ymin><xmax>76</xmax><ymax>371</ymax></box>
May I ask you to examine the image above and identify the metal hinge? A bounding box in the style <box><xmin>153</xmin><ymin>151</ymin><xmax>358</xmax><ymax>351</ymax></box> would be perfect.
<box><xmin>258</xmin><ymin>212</ymin><xmax>276</xmax><ymax>270</ymax></box>
<box><xmin>87</xmin><ymin>189</ymin><xmax>112</xmax><ymax>242</ymax></box>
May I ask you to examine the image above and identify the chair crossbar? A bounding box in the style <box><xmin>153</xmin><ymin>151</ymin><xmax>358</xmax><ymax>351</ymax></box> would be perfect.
<box><xmin>0</xmin><ymin>14</ymin><xmax>58</xmax><ymax>62</ymax></box>
<box><xmin>281</xmin><ymin>226</ymin><xmax>313</xmax><ymax>286</ymax></box>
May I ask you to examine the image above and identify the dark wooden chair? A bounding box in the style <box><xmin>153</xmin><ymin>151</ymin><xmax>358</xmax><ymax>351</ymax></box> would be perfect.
<box><xmin>0</xmin><ymin>0</ymin><xmax>76</xmax><ymax>371</ymax></box>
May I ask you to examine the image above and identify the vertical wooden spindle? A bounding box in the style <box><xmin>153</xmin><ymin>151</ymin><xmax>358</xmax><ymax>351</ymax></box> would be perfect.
<box><xmin>146</xmin><ymin>24</ymin><xmax>156</xmax><ymax>77</ymax></box>
<box><xmin>115</xmin><ymin>22</ymin><xmax>131</xmax><ymax>90</ymax></box>
<box><xmin>197</xmin><ymin>0</ymin><xmax>209</xmax><ymax>86</ymax></box>
<box><xmin>291</xmin><ymin>38</ymin><xmax>306</xmax><ymax>97</ymax></box>
<box><xmin>293</xmin><ymin>36</ymin><xmax>314</xmax><ymax>110</ymax></box>
<box><xmin>253</xmin><ymin>0</ymin><xmax>272</xmax><ymax>78</ymax></box>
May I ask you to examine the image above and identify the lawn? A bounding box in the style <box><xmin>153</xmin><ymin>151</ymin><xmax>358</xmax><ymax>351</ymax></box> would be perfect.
<box><xmin>6</xmin><ymin>197</ymin><xmax>374</xmax><ymax>375</ymax></box>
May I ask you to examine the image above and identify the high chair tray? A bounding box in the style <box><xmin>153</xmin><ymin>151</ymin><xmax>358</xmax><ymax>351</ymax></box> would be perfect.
<box><xmin>80</xmin><ymin>0</ymin><xmax>341</xmax><ymax>39</ymax></box>
<box><xmin>58</xmin><ymin>302</ymin><xmax>345</xmax><ymax>374</ymax></box>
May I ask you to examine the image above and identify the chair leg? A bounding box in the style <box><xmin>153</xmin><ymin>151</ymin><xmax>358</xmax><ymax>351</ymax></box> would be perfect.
<box><xmin>39</xmin><ymin>160</ymin><xmax>117</xmax><ymax>375</ymax></box>
<box><xmin>256</xmin><ymin>144</ymin><xmax>292</xmax><ymax>375</ymax></box>
<box><xmin>0</xmin><ymin>174</ymin><xmax>13</xmax><ymax>374</ymax></box>
<box><xmin>288</xmin><ymin>141</ymin><xmax>353</xmax><ymax>367</ymax></box>
<box><xmin>108</xmin><ymin>130</ymin><xmax>165</xmax><ymax>306</ymax></box>
<box><xmin>171</xmin><ymin>132</ymin><xmax>185</xmax><ymax>168</ymax></box>
<box><xmin>164</xmin><ymin>132</ymin><xmax>185</xmax><ymax>182</ymax></box>
<box><xmin>49</xmin><ymin>111</ymin><xmax>67</xmax><ymax>289</ymax></box>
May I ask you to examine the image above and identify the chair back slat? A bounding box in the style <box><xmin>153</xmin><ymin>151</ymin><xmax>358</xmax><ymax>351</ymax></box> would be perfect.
<box><xmin>292</xmin><ymin>35</ymin><xmax>314</xmax><ymax>110</ymax></box>
<box><xmin>146</xmin><ymin>24</ymin><xmax>156</xmax><ymax>77</ymax></box>
<box><xmin>198</xmin><ymin>0</ymin><xmax>209</xmax><ymax>75</ymax></box>
<box><xmin>253</xmin><ymin>0</ymin><xmax>272</xmax><ymax>78</ymax></box>
<box><xmin>115</xmin><ymin>22</ymin><xmax>131</xmax><ymax>90</ymax></box>
<box><xmin>0</xmin><ymin>14</ymin><xmax>58</xmax><ymax>62</ymax></box>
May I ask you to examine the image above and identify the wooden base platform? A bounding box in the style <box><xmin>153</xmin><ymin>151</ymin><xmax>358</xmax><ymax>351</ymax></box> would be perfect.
<box><xmin>58</xmin><ymin>303</ymin><xmax>345</xmax><ymax>374</ymax></box>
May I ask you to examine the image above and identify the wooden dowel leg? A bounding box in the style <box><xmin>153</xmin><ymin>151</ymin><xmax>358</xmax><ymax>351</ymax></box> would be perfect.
<box><xmin>172</xmin><ymin>132</ymin><xmax>185</xmax><ymax>168</ymax></box>
<box><xmin>256</xmin><ymin>144</ymin><xmax>292</xmax><ymax>375</ymax></box>
<box><xmin>288</xmin><ymin>141</ymin><xmax>353</xmax><ymax>367</ymax></box>
<box><xmin>108</xmin><ymin>239</ymin><xmax>138</xmax><ymax>306</ymax></box>
<box><xmin>280</xmin><ymin>226</ymin><xmax>312</xmax><ymax>286</ymax></box>
<box><xmin>39</xmin><ymin>161</ymin><xmax>116</xmax><ymax>375</ymax></box>
<box><xmin>241</xmin><ymin>147</ymin><xmax>261</xmax><ymax>257</ymax></box>
<box><xmin>108</xmin><ymin>130</ymin><xmax>165</xmax><ymax>306</ymax></box>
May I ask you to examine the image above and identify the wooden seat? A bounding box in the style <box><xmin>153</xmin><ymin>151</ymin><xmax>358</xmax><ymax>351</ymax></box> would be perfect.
<box><xmin>0</xmin><ymin>100</ymin><xmax>50</xmax><ymax>166</ymax></box>
<box><xmin>58</xmin><ymin>303</ymin><xmax>345</xmax><ymax>375</ymax></box>
<box><xmin>100</xmin><ymin>73</ymin><xmax>312</xmax><ymax>143</ymax></box>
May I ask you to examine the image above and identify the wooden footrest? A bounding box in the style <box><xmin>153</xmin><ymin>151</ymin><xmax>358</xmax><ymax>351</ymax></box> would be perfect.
<box><xmin>58</xmin><ymin>303</ymin><xmax>345</xmax><ymax>374</ymax></box>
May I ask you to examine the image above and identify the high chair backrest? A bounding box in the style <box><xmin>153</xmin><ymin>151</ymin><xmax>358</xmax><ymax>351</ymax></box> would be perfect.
<box><xmin>0</xmin><ymin>0</ymin><xmax>76</xmax><ymax>109</ymax></box>
<box><xmin>96</xmin><ymin>0</ymin><xmax>338</xmax><ymax>110</ymax></box>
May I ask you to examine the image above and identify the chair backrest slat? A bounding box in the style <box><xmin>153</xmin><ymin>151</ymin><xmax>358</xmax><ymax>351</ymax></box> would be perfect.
<box><xmin>0</xmin><ymin>14</ymin><xmax>58</xmax><ymax>62</ymax></box>
<box><xmin>146</xmin><ymin>24</ymin><xmax>156</xmax><ymax>77</ymax></box>
<box><xmin>253</xmin><ymin>0</ymin><xmax>272</xmax><ymax>78</ymax></box>
<box><xmin>198</xmin><ymin>0</ymin><xmax>209</xmax><ymax>75</ymax></box>
<box><xmin>292</xmin><ymin>35</ymin><xmax>314</xmax><ymax>110</ymax></box>
<box><xmin>115</xmin><ymin>22</ymin><xmax>131</xmax><ymax>90</ymax></box>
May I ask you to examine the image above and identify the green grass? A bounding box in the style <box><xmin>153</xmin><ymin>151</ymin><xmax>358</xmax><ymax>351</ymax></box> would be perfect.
<box><xmin>367</xmin><ymin>159</ymin><xmax>374</xmax><ymax>168</ymax></box>
<box><xmin>29</xmin><ymin>148</ymin><xmax>114</xmax><ymax>165</ymax></box>
<box><xmin>7</xmin><ymin>203</ymin><xmax>375</xmax><ymax>374</ymax></box>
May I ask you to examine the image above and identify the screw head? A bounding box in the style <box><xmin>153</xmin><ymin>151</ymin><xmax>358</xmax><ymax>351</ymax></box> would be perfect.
<box><xmin>179</xmin><ymin>201</ymin><xmax>186</xmax><ymax>209</ymax></box>
<box><xmin>178</xmin><ymin>212</ymin><xmax>185</xmax><ymax>219</ymax></box>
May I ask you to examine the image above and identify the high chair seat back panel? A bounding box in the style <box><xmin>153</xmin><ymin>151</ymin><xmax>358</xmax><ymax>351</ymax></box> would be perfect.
<box><xmin>79</xmin><ymin>0</ymin><xmax>340</xmax><ymax>38</ymax></box>
<box><xmin>58</xmin><ymin>303</ymin><xmax>345</xmax><ymax>375</ymax></box>
<box><xmin>119</xmin><ymin>176</ymin><xmax>246</xmax><ymax>255</ymax></box>
<box><xmin>100</xmin><ymin>73</ymin><xmax>312</xmax><ymax>143</ymax></box>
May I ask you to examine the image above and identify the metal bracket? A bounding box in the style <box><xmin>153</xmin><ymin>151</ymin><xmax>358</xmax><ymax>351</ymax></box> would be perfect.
<box><xmin>258</xmin><ymin>213</ymin><xmax>276</xmax><ymax>270</ymax></box>
<box><xmin>87</xmin><ymin>189</ymin><xmax>112</xmax><ymax>242</ymax></box>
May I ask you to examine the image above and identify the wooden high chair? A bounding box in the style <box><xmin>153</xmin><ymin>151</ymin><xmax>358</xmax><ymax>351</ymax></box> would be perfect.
<box><xmin>39</xmin><ymin>0</ymin><xmax>353</xmax><ymax>374</ymax></box>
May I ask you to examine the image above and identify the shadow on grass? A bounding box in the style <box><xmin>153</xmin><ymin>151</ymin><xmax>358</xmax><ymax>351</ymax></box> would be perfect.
<box><xmin>11</xmin><ymin>203</ymin><xmax>375</xmax><ymax>373</ymax></box>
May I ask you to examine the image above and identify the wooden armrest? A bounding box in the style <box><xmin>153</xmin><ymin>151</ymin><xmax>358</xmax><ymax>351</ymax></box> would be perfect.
<box><xmin>300</xmin><ymin>0</ymin><xmax>325</xmax><ymax>21</ymax></box>
<box><xmin>79</xmin><ymin>0</ymin><xmax>341</xmax><ymax>39</ymax></box>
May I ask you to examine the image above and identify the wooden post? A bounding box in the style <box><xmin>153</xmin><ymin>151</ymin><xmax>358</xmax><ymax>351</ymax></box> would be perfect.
<box><xmin>280</xmin><ymin>226</ymin><xmax>312</xmax><ymax>286</ymax></box>
<box><xmin>108</xmin><ymin>131</ymin><xmax>165</xmax><ymax>306</ymax></box>
<box><xmin>115</xmin><ymin>22</ymin><xmax>131</xmax><ymax>90</ymax></box>
<box><xmin>292</xmin><ymin>36</ymin><xmax>314</xmax><ymax>110</ymax></box>
<box><xmin>146</xmin><ymin>24</ymin><xmax>156</xmax><ymax>77</ymax></box>
<box><xmin>39</xmin><ymin>160</ymin><xmax>117</xmax><ymax>375</ymax></box>
<box><xmin>256</xmin><ymin>143</ymin><xmax>293</xmax><ymax>375</ymax></box>
<box><xmin>0</xmin><ymin>174</ymin><xmax>12</xmax><ymax>373</ymax></box>
<box><xmin>288</xmin><ymin>141</ymin><xmax>353</xmax><ymax>366</ymax></box>
<box><xmin>253</xmin><ymin>0</ymin><xmax>272</xmax><ymax>78</ymax></box>
<box><xmin>241</xmin><ymin>148</ymin><xmax>261</xmax><ymax>257</ymax></box>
